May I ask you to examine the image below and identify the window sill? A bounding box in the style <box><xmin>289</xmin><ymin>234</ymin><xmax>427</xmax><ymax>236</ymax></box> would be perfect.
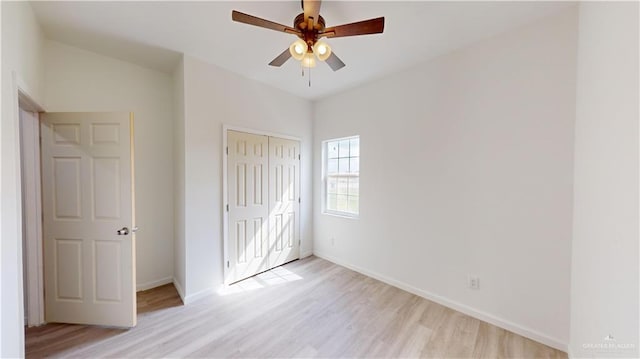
<box><xmin>322</xmin><ymin>211</ymin><xmax>359</xmax><ymax>220</ymax></box>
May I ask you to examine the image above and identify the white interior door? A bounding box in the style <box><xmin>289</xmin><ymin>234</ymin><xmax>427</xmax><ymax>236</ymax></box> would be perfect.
<box><xmin>227</xmin><ymin>131</ymin><xmax>270</xmax><ymax>283</ymax></box>
<box><xmin>41</xmin><ymin>112</ymin><xmax>136</xmax><ymax>327</ymax></box>
<box><xmin>268</xmin><ymin>137</ymin><xmax>300</xmax><ymax>268</ymax></box>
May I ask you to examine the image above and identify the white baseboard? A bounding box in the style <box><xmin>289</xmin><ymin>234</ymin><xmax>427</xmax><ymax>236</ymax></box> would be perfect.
<box><xmin>301</xmin><ymin>250</ymin><xmax>313</xmax><ymax>258</ymax></box>
<box><xmin>313</xmin><ymin>251</ymin><xmax>568</xmax><ymax>353</ymax></box>
<box><xmin>182</xmin><ymin>287</ymin><xmax>217</xmax><ymax>305</ymax></box>
<box><xmin>172</xmin><ymin>278</ymin><xmax>185</xmax><ymax>303</ymax></box>
<box><xmin>136</xmin><ymin>276</ymin><xmax>174</xmax><ymax>292</ymax></box>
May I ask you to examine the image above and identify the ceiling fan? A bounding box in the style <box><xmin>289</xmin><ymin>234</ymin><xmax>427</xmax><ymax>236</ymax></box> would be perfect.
<box><xmin>231</xmin><ymin>0</ymin><xmax>385</xmax><ymax>72</ymax></box>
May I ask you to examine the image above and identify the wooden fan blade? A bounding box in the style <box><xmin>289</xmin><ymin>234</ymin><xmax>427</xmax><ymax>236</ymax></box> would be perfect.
<box><xmin>269</xmin><ymin>48</ymin><xmax>292</xmax><ymax>67</ymax></box>
<box><xmin>321</xmin><ymin>17</ymin><xmax>385</xmax><ymax>38</ymax></box>
<box><xmin>325</xmin><ymin>52</ymin><xmax>346</xmax><ymax>71</ymax></box>
<box><xmin>232</xmin><ymin>10</ymin><xmax>301</xmax><ymax>35</ymax></box>
<box><xmin>303</xmin><ymin>0</ymin><xmax>321</xmax><ymax>27</ymax></box>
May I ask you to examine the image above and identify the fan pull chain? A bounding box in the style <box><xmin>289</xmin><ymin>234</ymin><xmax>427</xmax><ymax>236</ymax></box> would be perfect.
<box><xmin>300</xmin><ymin>61</ymin><xmax>312</xmax><ymax>87</ymax></box>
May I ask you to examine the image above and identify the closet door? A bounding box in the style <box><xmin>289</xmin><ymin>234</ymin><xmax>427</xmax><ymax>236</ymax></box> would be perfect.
<box><xmin>227</xmin><ymin>131</ymin><xmax>269</xmax><ymax>283</ymax></box>
<box><xmin>268</xmin><ymin>137</ymin><xmax>301</xmax><ymax>268</ymax></box>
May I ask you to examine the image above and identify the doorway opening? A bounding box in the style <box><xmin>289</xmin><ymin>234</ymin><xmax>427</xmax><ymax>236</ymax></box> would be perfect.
<box><xmin>18</xmin><ymin>92</ymin><xmax>45</xmax><ymax>328</ymax></box>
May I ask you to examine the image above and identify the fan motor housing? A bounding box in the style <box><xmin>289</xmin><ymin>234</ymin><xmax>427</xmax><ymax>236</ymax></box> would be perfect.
<box><xmin>294</xmin><ymin>13</ymin><xmax>326</xmax><ymax>31</ymax></box>
<box><xmin>294</xmin><ymin>13</ymin><xmax>326</xmax><ymax>49</ymax></box>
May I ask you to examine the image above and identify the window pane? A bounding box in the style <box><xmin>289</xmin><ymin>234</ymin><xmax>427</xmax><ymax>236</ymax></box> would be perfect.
<box><xmin>350</xmin><ymin>138</ymin><xmax>360</xmax><ymax>157</ymax></box>
<box><xmin>337</xmin><ymin>177</ymin><xmax>348</xmax><ymax>195</ymax></box>
<box><xmin>339</xmin><ymin>140</ymin><xmax>350</xmax><ymax>158</ymax></box>
<box><xmin>324</xmin><ymin>136</ymin><xmax>360</xmax><ymax>216</ymax></box>
<box><xmin>338</xmin><ymin>158</ymin><xmax>349</xmax><ymax>173</ymax></box>
<box><xmin>348</xmin><ymin>178</ymin><xmax>359</xmax><ymax>196</ymax></box>
<box><xmin>327</xmin><ymin>177</ymin><xmax>338</xmax><ymax>194</ymax></box>
<box><xmin>349</xmin><ymin>157</ymin><xmax>359</xmax><ymax>173</ymax></box>
<box><xmin>327</xmin><ymin>194</ymin><xmax>337</xmax><ymax>211</ymax></box>
<box><xmin>327</xmin><ymin>158</ymin><xmax>338</xmax><ymax>174</ymax></box>
<box><xmin>348</xmin><ymin>196</ymin><xmax>359</xmax><ymax>213</ymax></box>
<box><xmin>337</xmin><ymin>195</ymin><xmax>348</xmax><ymax>212</ymax></box>
<box><xmin>328</xmin><ymin>141</ymin><xmax>339</xmax><ymax>159</ymax></box>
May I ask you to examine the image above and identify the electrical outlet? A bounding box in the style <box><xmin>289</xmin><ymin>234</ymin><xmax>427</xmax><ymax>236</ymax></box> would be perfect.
<box><xmin>468</xmin><ymin>275</ymin><xmax>480</xmax><ymax>290</ymax></box>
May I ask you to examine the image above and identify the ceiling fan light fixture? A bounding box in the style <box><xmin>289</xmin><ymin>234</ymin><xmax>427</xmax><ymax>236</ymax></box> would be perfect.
<box><xmin>313</xmin><ymin>41</ymin><xmax>332</xmax><ymax>61</ymax></box>
<box><xmin>232</xmin><ymin>1</ymin><xmax>385</xmax><ymax>75</ymax></box>
<box><xmin>302</xmin><ymin>52</ymin><xmax>317</xmax><ymax>68</ymax></box>
<box><xmin>289</xmin><ymin>39</ymin><xmax>307</xmax><ymax>61</ymax></box>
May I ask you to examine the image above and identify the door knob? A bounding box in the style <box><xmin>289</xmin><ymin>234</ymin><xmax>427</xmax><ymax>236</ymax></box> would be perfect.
<box><xmin>117</xmin><ymin>227</ymin><xmax>129</xmax><ymax>235</ymax></box>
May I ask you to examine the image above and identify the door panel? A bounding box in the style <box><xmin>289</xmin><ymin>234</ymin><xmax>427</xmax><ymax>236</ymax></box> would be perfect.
<box><xmin>227</xmin><ymin>131</ymin><xmax>269</xmax><ymax>283</ymax></box>
<box><xmin>41</xmin><ymin>112</ymin><xmax>135</xmax><ymax>327</ymax></box>
<box><xmin>54</xmin><ymin>239</ymin><xmax>82</xmax><ymax>300</ymax></box>
<box><xmin>268</xmin><ymin>137</ymin><xmax>300</xmax><ymax>268</ymax></box>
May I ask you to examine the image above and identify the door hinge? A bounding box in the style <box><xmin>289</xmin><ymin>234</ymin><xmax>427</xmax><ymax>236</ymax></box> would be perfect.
<box><xmin>298</xmin><ymin>154</ymin><xmax>300</xmax><ymax>160</ymax></box>
<box><xmin>298</xmin><ymin>197</ymin><xmax>301</xmax><ymax>204</ymax></box>
<box><xmin>226</xmin><ymin>147</ymin><xmax>229</xmax><ymax>155</ymax></box>
<box><xmin>227</xmin><ymin>260</ymin><xmax>230</xmax><ymax>268</ymax></box>
<box><xmin>299</xmin><ymin>239</ymin><xmax>301</xmax><ymax>245</ymax></box>
<box><xmin>226</xmin><ymin>204</ymin><xmax>229</xmax><ymax>212</ymax></box>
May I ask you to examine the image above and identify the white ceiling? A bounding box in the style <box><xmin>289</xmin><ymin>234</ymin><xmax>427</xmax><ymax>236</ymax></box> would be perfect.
<box><xmin>31</xmin><ymin>1</ymin><xmax>576</xmax><ymax>100</ymax></box>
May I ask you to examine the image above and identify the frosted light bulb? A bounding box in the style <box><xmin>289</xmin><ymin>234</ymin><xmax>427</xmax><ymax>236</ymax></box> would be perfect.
<box><xmin>302</xmin><ymin>53</ymin><xmax>316</xmax><ymax>68</ymax></box>
<box><xmin>313</xmin><ymin>41</ymin><xmax>332</xmax><ymax>61</ymax></box>
<box><xmin>289</xmin><ymin>39</ymin><xmax>307</xmax><ymax>61</ymax></box>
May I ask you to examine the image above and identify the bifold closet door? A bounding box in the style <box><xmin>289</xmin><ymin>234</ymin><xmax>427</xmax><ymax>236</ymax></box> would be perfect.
<box><xmin>227</xmin><ymin>131</ymin><xmax>270</xmax><ymax>284</ymax></box>
<box><xmin>227</xmin><ymin>131</ymin><xmax>301</xmax><ymax>284</ymax></box>
<box><xmin>268</xmin><ymin>137</ymin><xmax>300</xmax><ymax>268</ymax></box>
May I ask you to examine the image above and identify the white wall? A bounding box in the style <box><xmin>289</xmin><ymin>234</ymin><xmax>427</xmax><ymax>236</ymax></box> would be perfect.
<box><xmin>177</xmin><ymin>55</ymin><xmax>313</xmax><ymax>301</ymax></box>
<box><xmin>1</xmin><ymin>2</ymin><xmax>46</xmax><ymax>357</ymax></box>
<box><xmin>313</xmin><ymin>9</ymin><xmax>578</xmax><ymax>350</ymax></box>
<box><xmin>44</xmin><ymin>40</ymin><xmax>175</xmax><ymax>291</ymax></box>
<box><xmin>570</xmin><ymin>2</ymin><xmax>639</xmax><ymax>358</ymax></box>
<box><xmin>173</xmin><ymin>56</ymin><xmax>186</xmax><ymax>298</ymax></box>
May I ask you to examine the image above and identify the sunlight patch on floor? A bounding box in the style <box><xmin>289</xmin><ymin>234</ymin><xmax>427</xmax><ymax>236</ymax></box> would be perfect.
<box><xmin>218</xmin><ymin>266</ymin><xmax>304</xmax><ymax>296</ymax></box>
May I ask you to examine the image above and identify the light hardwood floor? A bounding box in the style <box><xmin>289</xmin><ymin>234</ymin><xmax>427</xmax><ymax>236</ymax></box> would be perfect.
<box><xmin>26</xmin><ymin>256</ymin><xmax>566</xmax><ymax>358</ymax></box>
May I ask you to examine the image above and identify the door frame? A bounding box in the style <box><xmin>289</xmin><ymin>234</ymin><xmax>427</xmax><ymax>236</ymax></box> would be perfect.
<box><xmin>18</xmin><ymin>86</ymin><xmax>46</xmax><ymax>327</ymax></box>
<box><xmin>221</xmin><ymin>125</ymin><xmax>302</xmax><ymax>285</ymax></box>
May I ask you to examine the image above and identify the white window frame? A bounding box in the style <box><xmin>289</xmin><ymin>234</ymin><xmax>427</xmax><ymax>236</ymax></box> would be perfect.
<box><xmin>322</xmin><ymin>135</ymin><xmax>359</xmax><ymax>219</ymax></box>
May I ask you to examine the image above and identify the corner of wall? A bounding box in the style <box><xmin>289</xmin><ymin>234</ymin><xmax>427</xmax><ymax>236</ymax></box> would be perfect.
<box><xmin>172</xmin><ymin>54</ymin><xmax>187</xmax><ymax>296</ymax></box>
<box><xmin>172</xmin><ymin>277</ymin><xmax>186</xmax><ymax>304</ymax></box>
<box><xmin>570</xmin><ymin>2</ymin><xmax>639</xmax><ymax>357</ymax></box>
<box><xmin>1</xmin><ymin>1</ymin><xmax>46</xmax><ymax>357</ymax></box>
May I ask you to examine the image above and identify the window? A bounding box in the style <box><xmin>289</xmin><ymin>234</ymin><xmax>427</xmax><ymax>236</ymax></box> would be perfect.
<box><xmin>324</xmin><ymin>136</ymin><xmax>359</xmax><ymax>217</ymax></box>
